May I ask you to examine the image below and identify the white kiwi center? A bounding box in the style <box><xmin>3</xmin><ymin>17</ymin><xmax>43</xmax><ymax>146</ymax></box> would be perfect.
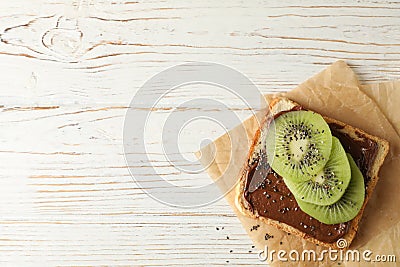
<box><xmin>314</xmin><ymin>170</ymin><xmax>326</xmax><ymax>184</ymax></box>
<box><xmin>288</xmin><ymin>138</ymin><xmax>309</xmax><ymax>162</ymax></box>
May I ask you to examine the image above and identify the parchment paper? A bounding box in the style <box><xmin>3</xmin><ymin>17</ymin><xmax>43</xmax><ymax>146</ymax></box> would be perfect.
<box><xmin>196</xmin><ymin>61</ymin><xmax>400</xmax><ymax>266</ymax></box>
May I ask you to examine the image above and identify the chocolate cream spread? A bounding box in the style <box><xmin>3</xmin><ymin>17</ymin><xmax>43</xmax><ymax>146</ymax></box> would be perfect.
<box><xmin>243</xmin><ymin>109</ymin><xmax>379</xmax><ymax>244</ymax></box>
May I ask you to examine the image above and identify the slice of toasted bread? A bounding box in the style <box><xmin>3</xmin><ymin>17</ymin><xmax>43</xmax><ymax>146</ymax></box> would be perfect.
<box><xmin>235</xmin><ymin>97</ymin><xmax>389</xmax><ymax>249</ymax></box>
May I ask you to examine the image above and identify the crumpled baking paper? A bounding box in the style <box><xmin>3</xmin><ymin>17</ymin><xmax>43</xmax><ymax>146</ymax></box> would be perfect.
<box><xmin>196</xmin><ymin>61</ymin><xmax>400</xmax><ymax>266</ymax></box>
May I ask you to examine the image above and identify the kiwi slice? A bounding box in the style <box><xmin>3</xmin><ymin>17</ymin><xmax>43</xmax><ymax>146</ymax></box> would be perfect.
<box><xmin>296</xmin><ymin>153</ymin><xmax>365</xmax><ymax>224</ymax></box>
<box><xmin>266</xmin><ymin>110</ymin><xmax>332</xmax><ymax>182</ymax></box>
<box><xmin>283</xmin><ymin>137</ymin><xmax>351</xmax><ymax>205</ymax></box>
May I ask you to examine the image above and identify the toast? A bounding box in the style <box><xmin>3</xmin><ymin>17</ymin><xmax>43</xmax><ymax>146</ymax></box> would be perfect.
<box><xmin>235</xmin><ymin>97</ymin><xmax>389</xmax><ymax>249</ymax></box>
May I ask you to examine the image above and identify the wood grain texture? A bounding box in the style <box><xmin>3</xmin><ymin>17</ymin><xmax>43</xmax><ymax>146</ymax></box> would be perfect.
<box><xmin>0</xmin><ymin>0</ymin><xmax>399</xmax><ymax>266</ymax></box>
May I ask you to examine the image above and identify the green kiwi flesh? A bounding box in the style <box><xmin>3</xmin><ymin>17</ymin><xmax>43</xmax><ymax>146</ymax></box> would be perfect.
<box><xmin>295</xmin><ymin>154</ymin><xmax>365</xmax><ymax>224</ymax></box>
<box><xmin>266</xmin><ymin>110</ymin><xmax>332</xmax><ymax>182</ymax></box>
<box><xmin>283</xmin><ymin>136</ymin><xmax>351</xmax><ymax>205</ymax></box>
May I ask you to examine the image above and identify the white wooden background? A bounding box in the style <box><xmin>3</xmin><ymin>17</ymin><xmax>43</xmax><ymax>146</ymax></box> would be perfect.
<box><xmin>1</xmin><ymin>0</ymin><xmax>400</xmax><ymax>266</ymax></box>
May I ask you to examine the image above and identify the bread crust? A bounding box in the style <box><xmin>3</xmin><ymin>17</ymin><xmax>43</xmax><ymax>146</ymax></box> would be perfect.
<box><xmin>235</xmin><ymin>97</ymin><xmax>389</xmax><ymax>249</ymax></box>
